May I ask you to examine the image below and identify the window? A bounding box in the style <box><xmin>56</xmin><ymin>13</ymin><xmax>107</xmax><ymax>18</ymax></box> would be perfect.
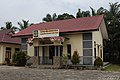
<box><xmin>83</xmin><ymin>49</ymin><xmax>92</xmax><ymax>56</ymax></box>
<box><xmin>100</xmin><ymin>49</ymin><xmax>102</xmax><ymax>58</ymax></box>
<box><xmin>83</xmin><ymin>41</ymin><xmax>92</xmax><ymax>48</ymax></box>
<box><xmin>83</xmin><ymin>33</ymin><xmax>92</xmax><ymax>40</ymax></box>
<box><xmin>15</xmin><ymin>48</ymin><xmax>20</xmax><ymax>53</ymax></box>
<box><xmin>67</xmin><ymin>44</ymin><xmax>71</xmax><ymax>59</ymax></box>
<box><xmin>94</xmin><ymin>48</ymin><xmax>96</xmax><ymax>58</ymax></box>
<box><xmin>5</xmin><ymin>47</ymin><xmax>11</xmax><ymax>59</ymax></box>
<box><xmin>83</xmin><ymin>33</ymin><xmax>92</xmax><ymax>65</ymax></box>
<box><xmin>83</xmin><ymin>57</ymin><xmax>92</xmax><ymax>65</ymax></box>
<box><xmin>21</xmin><ymin>38</ymin><xmax>27</xmax><ymax>53</ymax></box>
<box><xmin>94</xmin><ymin>41</ymin><xmax>96</xmax><ymax>58</ymax></box>
<box><xmin>98</xmin><ymin>46</ymin><xmax>99</xmax><ymax>57</ymax></box>
<box><xmin>21</xmin><ymin>38</ymin><xmax>27</xmax><ymax>43</ymax></box>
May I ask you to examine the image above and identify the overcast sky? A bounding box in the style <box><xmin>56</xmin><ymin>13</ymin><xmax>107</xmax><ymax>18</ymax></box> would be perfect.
<box><xmin>0</xmin><ymin>0</ymin><xmax>119</xmax><ymax>27</ymax></box>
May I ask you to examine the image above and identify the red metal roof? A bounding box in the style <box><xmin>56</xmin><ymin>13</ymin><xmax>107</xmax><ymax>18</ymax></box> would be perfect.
<box><xmin>13</xmin><ymin>15</ymin><xmax>104</xmax><ymax>37</ymax></box>
<box><xmin>0</xmin><ymin>29</ymin><xmax>21</xmax><ymax>44</ymax></box>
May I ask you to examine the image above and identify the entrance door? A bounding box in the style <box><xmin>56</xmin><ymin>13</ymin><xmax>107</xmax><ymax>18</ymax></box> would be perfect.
<box><xmin>49</xmin><ymin>46</ymin><xmax>55</xmax><ymax>64</ymax></box>
<box><xmin>5</xmin><ymin>47</ymin><xmax>11</xmax><ymax>59</ymax></box>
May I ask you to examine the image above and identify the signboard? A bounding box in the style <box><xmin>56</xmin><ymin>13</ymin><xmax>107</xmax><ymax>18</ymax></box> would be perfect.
<box><xmin>33</xmin><ymin>29</ymin><xmax>59</xmax><ymax>38</ymax></box>
<box><xmin>39</xmin><ymin>29</ymin><xmax>59</xmax><ymax>38</ymax></box>
<box><xmin>33</xmin><ymin>30</ymin><xmax>38</xmax><ymax>38</ymax></box>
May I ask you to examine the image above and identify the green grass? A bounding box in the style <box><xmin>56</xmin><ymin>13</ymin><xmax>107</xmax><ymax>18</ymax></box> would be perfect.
<box><xmin>104</xmin><ymin>64</ymin><xmax>120</xmax><ymax>72</ymax></box>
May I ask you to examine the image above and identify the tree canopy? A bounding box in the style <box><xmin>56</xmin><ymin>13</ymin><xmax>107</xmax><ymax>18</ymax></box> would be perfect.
<box><xmin>0</xmin><ymin>22</ymin><xmax>18</xmax><ymax>32</ymax></box>
<box><xmin>42</xmin><ymin>13</ymin><xmax>75</xmax><ymax>22</ymax></box>
<box><xmin>18</xmin><ymin>20</ymin><xmax>33</xmax><ymax>31</ymax></box>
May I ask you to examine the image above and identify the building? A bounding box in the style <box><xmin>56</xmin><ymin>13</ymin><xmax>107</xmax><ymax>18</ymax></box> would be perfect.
<box><xmin>13</xmin><ymin>15</ymin><xmax>108</xmax><ymax>66</ymax></box>
<box><xmin>0</xmin><ymin>29</ymin><xmax>21</xmax><ymax>64</ymax></box>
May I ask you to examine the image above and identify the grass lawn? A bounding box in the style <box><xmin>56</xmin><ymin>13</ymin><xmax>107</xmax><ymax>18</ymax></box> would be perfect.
<box><xmin>103</xmin><ymin>64</ymin><xmax>120</xmax><ymax>72</ymax></box>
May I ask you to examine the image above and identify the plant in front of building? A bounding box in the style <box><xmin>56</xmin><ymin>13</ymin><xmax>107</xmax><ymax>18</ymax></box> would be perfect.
<box><xmin>94</xmin><ymin>57</ymin><xmax>103</xmax><ymax>68</ymax></box>
<box><xmin>62</xmin><ymin>54</ymin><xmax>69</xmax><ymax>68</ymax></box>
<box><xmin>12</xmin><ymin>51</ymin><xmax>27</xmax><ymax>66</ymax></box>
<box><xmin>71</xmin><ymin>50</ymin><xmax>80</xmax><ymax>65</ymax></box>
<box><xmin>5</xmin><ymin>58</ymin><xmax>10</xmax><ymax>65</ymax></box>
<box><xmin>62</xmin><ymin>54</ymin><xmax>68</xmax><ymax>65</ymax></box>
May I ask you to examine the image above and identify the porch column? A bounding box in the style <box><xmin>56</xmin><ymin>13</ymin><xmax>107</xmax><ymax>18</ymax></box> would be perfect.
<box><xmin>55</xmin><ymin>46</ymin><xmax>57</xmax><ymax>56</ymax></box>
<box><xmin>58</xmin><ymin>46</ymin><xmax>60</xmax><ymax>57</ymax></box>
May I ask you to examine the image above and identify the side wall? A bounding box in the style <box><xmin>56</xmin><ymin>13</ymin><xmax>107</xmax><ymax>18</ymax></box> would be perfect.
<box><xmin>92</xmin><ymin>27</ymin><xmax>103</xmax><ymax>61</ymax></box>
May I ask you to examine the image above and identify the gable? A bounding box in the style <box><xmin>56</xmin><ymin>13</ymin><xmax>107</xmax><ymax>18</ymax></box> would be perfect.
<box><xmin>99</xmin><ymin>19</ymin><xmax>108</xmax><ymax>39</ymax></box>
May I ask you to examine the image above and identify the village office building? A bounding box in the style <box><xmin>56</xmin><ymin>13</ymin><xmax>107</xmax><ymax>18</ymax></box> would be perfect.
<box><xmin>13</xmin><ymin>15</ymin><xmax>108</xmax><ymax>65</ymax></box>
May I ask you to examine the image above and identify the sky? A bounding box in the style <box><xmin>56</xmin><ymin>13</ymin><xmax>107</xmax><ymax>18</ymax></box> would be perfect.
<box><xmin>0</xmin><ymin>0</ymin><xmax>119</xmax><ymax>27</ymax></box>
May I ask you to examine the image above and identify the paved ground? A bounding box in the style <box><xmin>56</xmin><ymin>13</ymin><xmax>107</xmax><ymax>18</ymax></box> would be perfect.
<box><xmin>0</xmin><ymin>66</ymin><xmax>120</xmax><ymax>80</ymax></box>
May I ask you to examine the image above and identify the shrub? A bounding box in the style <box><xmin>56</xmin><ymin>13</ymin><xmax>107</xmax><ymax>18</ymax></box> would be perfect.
<box><xmin>12</xmin><ymin>51</ymin><xmax>27</xmax><ymax>66</ymax></box>
<box><xmin>5</xmin><ymin>58</ymin><xmax>10</xmax><ymax>65</ymax></box>
<box><xmin>62</xmin><ymin>54</ymin><xmax>69</xmax><ymax>69</ymax></box>
<box><xmin>94</xmin><ymin>57</ymin><xmax>103</xmax><ymax>67</ymax></box>
<box><xmin>71</xmin><ymin>50</ymin><xmax>80</xmax><ymax>65</ymax></box>
<box><xmin>62</xmin><ymin>54</ymin><xmax>68</xmax><ymax>65</ymax></box>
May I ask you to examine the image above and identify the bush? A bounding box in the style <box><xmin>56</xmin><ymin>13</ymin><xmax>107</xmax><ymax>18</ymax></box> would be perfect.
<box><xmin>5</xmin><ymin>58</ymin><xmax>10</xmax><ymax>65</ymax></box>
<box><xmin>94</xmin><ymin>57</ymin><xmax>103</xmax><ymax>67</ymax></box>
<box><xmin>71</xmin><ymin>50</ymin><xmax>80</xmax><ymax>65</ymax></box>
<box><xmin>62</xmin><ymin>54</ymin><xmax>68</xmax><ymax>65</ymax></box>
<box><xmin>12</xmin><ymin>51</ymin><xmax>27</xmax><ymax>66</ymax></box>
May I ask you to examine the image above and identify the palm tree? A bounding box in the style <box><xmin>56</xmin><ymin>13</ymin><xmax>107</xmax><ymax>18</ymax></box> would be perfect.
<box><xmin>1</xmin><ymin>22</ymin><xmax>18</xmax><ymax>32</ymax></box>
<box><xmin>76</xmin><ymin>9</ymin><xmax>82</xmax><ymax>18</ymax></box>
<box><xmin>18</xmin><ymin>20</ymin><xmax>33</xmax><ymax>31</ymax></box>
<box><xmin>42</xmin><ymin>13</ymin><xmax>57</xmax><ymax>22</ymax></box>
<box><xmin>104</xmin><ymin>2</ymin><xmax>120</xmax><ymax>64</ymax></box>
<box><xmin>76</xmin><ymin>9</ymin><xmax>90</xmax><ymax>18</ymax></box>
<box><xmin>90</xmin><ymin>7</ymin><xmax>108</xmax><ymax>16</ymax></box>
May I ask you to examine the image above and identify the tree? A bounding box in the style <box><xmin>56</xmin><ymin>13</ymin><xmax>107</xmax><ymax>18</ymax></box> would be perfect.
<box><xmin>90</xmin><ymin>7</ymin><xmax>108</xmax><ymax>16</ymax></box>
<box><xmin>90</xmin><ymin>7</ymin><xmax>96</xmax><ymax>16</ymax></box>
<box><xmin>76</xmin><ymin>9</ymin><xmax>82</xmax><ymax>18</ymax></box>
<box><xmin>43</xmin><ymin>13</ymin><xmax>75</xmax><ymax>22</ymax></box>
<box><xmin>1</xmin><ymin>22</ymin><xmax>18</xmax><ymax>32</ymax></box>
<box><xmin>12</xmin><ymin>51</ymin><xmax>27</xmax><ymax>66</ymax></box>
<box><xmin>18</xmin><ymin>20</ymin><xmax>33</xmax><ymax>31</ymax></box>
<box><xmin>76</xmin><ymin>9</ymin><xmax>90</xmax><ymax>18</ymax></box>
<box><xmin>82</xmin><ymin>11</ymin><xmax>91</xmax><ymax>17</ymax></box>
<box><xmin>104</xmin><ymin>2</ymin><xmax>120</xmax><ymax>64</ymax></box>
<box><xmin>42</xmin><ymin>13</ymin><xmax>57</xmax><ymax>22</ymax></box>
<box><xmin>57</xmin><ymin>13</ymin><xmax>75</xmax><ymax>20</ymax></box>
